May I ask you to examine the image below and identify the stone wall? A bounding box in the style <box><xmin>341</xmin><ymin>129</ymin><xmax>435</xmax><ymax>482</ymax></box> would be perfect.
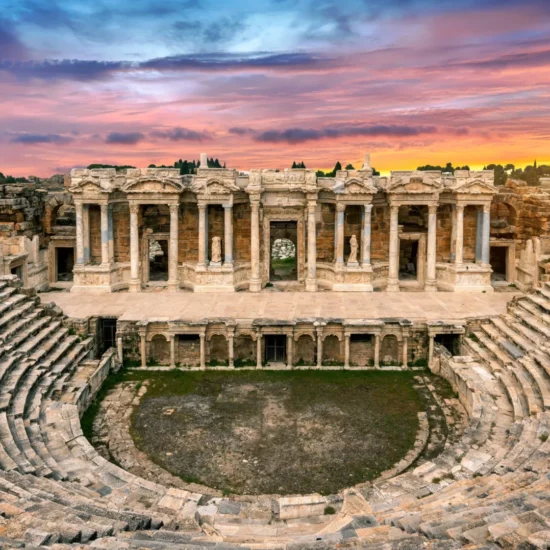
<box><xmin>113</xmin><ymin>203</ymin><xmax>130</xmax><ymax>262</ymax></box>
<box><xmin>463</xmin><ymin>205</ymin><xmax>479</xmax><ymax>262</ymax></box>
<box><xmin>179</xmin><ymin>204</ymin><xmax>199</xmax><ymax>263</ymax></box>
<box><xmin>350</xmin><ymin>337</ymin><xmax>373</xmax><ymax>366</ymax></box>
<box><xmin>89</xmin><ymin>205</ymin><xmax>102</xmax><ymax>263</ymax></box>
<box><xmin>234</xmin><ymin>204</ymin><xmax>251</xmax><ymax>262</ymax></box>
<box><xmin>207</xmin><ymin>205</ymin><xmax>224</xmax><ymax>260</ymax></box>
<box><xmin>371</xmin><ymin>205</ymin><xmax>389</xmax><ymax>261</ymax></box>
<box><xmin>316</xmin><ymin>204</ymin><xmax>335</xmax><ymax>262</ymax></box>
<box><xmin>436</xmin><ymin>204</ymin><xmax>452</xmax><ymax>261</ymax></box>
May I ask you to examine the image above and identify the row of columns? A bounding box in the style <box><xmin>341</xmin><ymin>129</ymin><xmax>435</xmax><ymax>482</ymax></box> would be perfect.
<box><xmin>137</xmin><ymin>329</ymin><xmax>409</xmax><ymax>369</ymax></box>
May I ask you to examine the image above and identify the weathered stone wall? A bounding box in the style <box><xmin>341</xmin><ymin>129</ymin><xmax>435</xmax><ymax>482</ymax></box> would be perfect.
<box><xmin>350</xmin><ymin>337</ymin><xmax>373</xmax><ymax>366</ymax></box>
<box><xmin>316</xmin><ymin>204</ymin><xmax>335</xmax><ymax>262</ymax></box>
<box><xmin>323</xmin><ymin>335</ymin><xmax>342</xmax><ymax>364</ymax></box>
<box><xmin>207</xmin><ymin>205</ymin><xmax>224</xmax><ymax>260</ymax></box>
<box><xmin>463</xmin><ymin>206</ymin><xmax>479</xmax><ymax>262</ymax></box>
<box><xmin>234</xmin><ymin>204</ymin><xmax>251</xmax><ymax>262</ymax></box>
<box><xmin>371</xmin><ymin>205</ymin><xmax>389</xmax><ymax>261</ymax></box>
<box><xmin>235</xmin><ymin>335</ymin><xmax>255</xmax><ymax>362</ymax></box>
<box><xmin>344</xmin><ymin>205</ymin><xmax>362</xmax><ymax>258</ymax></box>
<box><xmin>295</xmin><ymin>335</ymin><xmax>315</xmax><ymax>365</ymax></box>
<box><xmin>208</xmin><ymin>335</ymin><xmax>228</xmax><ymax>364</ymax></box>
<box><xmin>0</xmin><ymin>183</ymin><xmax>46</xmax><ymax>241</ymax></box>
<box><xmin>89</xmin><ymin>205</ymin><xmax>102</xmax><ymax>263</ymax></box>
<box><xmin>176</xmin><ymin>335</ymin><xmax>201</xmax><ymax>366</ymax></box>
<box><xmin>436</xmin><ymin>205</ymin><xmax>452</xmax><ymax>261</ymax></box>
<box><xmin>113</xmin><ymin>203</ymin><xmax>130</xmax><ymax>262</ymax></box>
<box><xmin>381</xmin><ymin>334</ymin><xmax>400</xmax><ymax>364</ymax></box>
<box><xmin>179</xmin><ymin>204</ymin><xmax>199</xmax><ymax>263</ymax></box>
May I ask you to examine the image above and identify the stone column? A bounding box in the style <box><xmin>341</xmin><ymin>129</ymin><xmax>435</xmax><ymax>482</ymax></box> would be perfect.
<box><xmin>374</xmin><ymin>334</ymin><xmax>380</xmax><ymax>368</ymax></box>
<box><xmin>306</xmin><ymin>199</ymin><xmax>317</xmax><ymax>291</ymax></box>
<box><xmin>335</xmin><ymin>203</ymin><xmax>345</xmax><ymax>265</ymax></box>
<box><xmin>425</xmin><ymin>204</ymin><xmax>437</xmax><ymax>291</ymax></box>
<box><xmin>287</xmin><ymin>333</ymin><xmax>293</xmax><ymax>368</ymax></box>
<box><xmin>117</xmin><ymin>337</ymin><xmax>123</xmax><ymax>364</ymax></box>
<box><xmin>428</xmin><ymin>334</ymin><xmax>435</xmax><ymax>367</ymax></box>
<box><xmin>316</xmin><ymin>330</ymin><xmax>323</xmax><ymax>368</ymax></box>
<box><xmin>198</xmin><ymin>204</ymin><xmax>207</xmax><ymax>266</ymax></box>
<box><xmin>83</xmin><ymin>204</ymin><xmax>90</xmax><ymax>263</ymax></box>
<box><xmin>402</xmin><ymin>334</ymin><xmax>408</xmax><ymax>368</ymax></box>
<box><xmin>108</xmin><ymin>205</ymin><xmax>114</xmax><ymax>262</ymax></box>
<box><xmin>249</xmin><ymin>196</ymin><xmax>262</xmax><ymax>292</ymax></box>
<box><xmin>228</xmin><ymin>331</ymin><xmax>234</xmax><ymax>368</ymax></box>
<box><xmin>344</xmin><ymin>334</ymin><xmax>350</xmax><ymax>368</ymax></box>
<box><xmin>387</xmin><ymin>205</ymin><xmax>400</xmax><ymax>291</ymax></box>
<box><xmin>475</xmin><ymin>208</ymin><xmax>483</xmax><ymax>262</ymax></box>
<box><xmin>362</xmin><ymin>204</ymin><xmax>373</xmax><ymax>266</ymax></box>
<box><xmin>223</xmin><ymin>204</ymin><xmax>233</xmax><ymax>265</ymax></box>
<box><xmin>169</xmin><ymin>334</ymin><xmax>176</xmax><ymax>369</ymax></box>
<box><xmin>455</xmin><ymin>204</ymin><xmax>465</xmax><ymax>266</ymax></box>
<box><xmin>129</xmin><ymin>204</ymin><xmax>140</xmax><ymax>292</ymax></box>
<box><xmin>450</xmin><ymin>205</ymin><xmax>456</xmax><ymax>261</ymax></box>
<box><xmin>100</xmin><ymin>203</ymin><xmax>109</xmax><ymax>265</ymax></box>
<box><xmin>481</xmin><ymin>203</ymin><xmax>491</xmax><ymax>265</ymax></box>
<box><xmin>140</xmin><ymin>331</ymin><xmax>147</xmax><ymax>368</ymax></box>
<box><xmin>75</xmin><ymin>202</ymin><xmax>84</xmax><ymax>265</ymax></box>
<box><xmin>168</xmin><ymin>204</ymin><xmax>179</xmax><ymax>291</ymax></box>
<box><xmin>256</xmin><ymin>330</ymin><xmax>262</xmax><ymax>368</ymax></box>
<box><xmin>199</xmin><ymin>333</ymin><xmax>206</xmax><ymax>369</ymax></box>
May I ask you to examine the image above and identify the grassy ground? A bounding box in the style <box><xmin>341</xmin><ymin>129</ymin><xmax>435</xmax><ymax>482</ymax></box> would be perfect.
<box><xmin>87</xmin><ymin>369</ymin><xmax>429</xmax><ymax>495</ymax></box>
<box><xmin>270</xmin><ymin>256</ymin><xmax>297</xmax><ymax>281</ymax></box>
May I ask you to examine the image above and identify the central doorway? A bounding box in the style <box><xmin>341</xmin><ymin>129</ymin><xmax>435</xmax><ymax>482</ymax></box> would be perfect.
<box><xmin>265</xmin><ymin>335</ymin><xmax>287</xmax><ymax>364</ymax></box>
<box><xmin>270</xmin><ymin>222</ymin><xmax>297</xmax><ymax>281</ymax></box>
<box><xmin>149</xmin><ymin>238</ymin><xmax>169</xmax><ymax>281</ymax></box>
<box><xmin>399</xmin><ymin>240</ymin><xmax>418</xmax><ymax>281</ymax></box>
<box><xmin>490</xmin><ymin>246</ymin><xmax>507</xmax><ymax>282</ymax></box>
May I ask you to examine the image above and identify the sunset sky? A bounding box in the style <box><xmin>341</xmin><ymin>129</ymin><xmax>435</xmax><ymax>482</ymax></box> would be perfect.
<box><xmin>1</xmin><ymin>0</ymin><xmax>550</xmax><ymax>176</ymax></box>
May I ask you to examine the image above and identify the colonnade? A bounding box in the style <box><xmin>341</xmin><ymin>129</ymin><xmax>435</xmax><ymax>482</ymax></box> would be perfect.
<box><xmin>75</xmin><ymin>202</ymin><xmax>114</xmax><ymax>265</ymax></box>
<box><xmin>333</xmin><ymin>203</ymin><xmax>373</xmax><ymax>266</ymax></box>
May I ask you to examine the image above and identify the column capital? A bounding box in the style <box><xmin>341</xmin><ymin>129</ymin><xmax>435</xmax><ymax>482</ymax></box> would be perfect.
<box><xmin>483</xmin><ymin>203</ymin><xmax>491</xmax><ymax>213</ymax></box>
<box><xmin>336</xmin><ymin>202</ymin><xmax>346</xmax><ymax>213</ymax></box>
<box><xmin>198</xmin><ymin>202</ymin><xmax>207</xmax><ymax>211</ymax></box>
<box><xmin>428</xmin><ymin>204</ymin><xmax>438</xmax><ymax>215</ymax></box>
<box><xmin>129</xmin><ymin>203</ymin><xmax>140</xmax><ymax>215</ymax></box>
<box><xmin>169</xmin><ymin>203</ymin><xmax>179</xmax><ymax>214</ymax></box>
<box><xmin>364</xmin><ymin>203</ymin><xmax>373</xmax><ymax>213</ymax></box>
<box><xmin>307</xmin><ymin>200</ymin><xmax>317</xmax><ymax>213</ymax></box>
<box><xmin>222</xmin><ymin>203</ymin><xmax>233</xmax><ymax>210</ymax></box>
<box><xmin>456</xmin><ymin>203</ymin><xmax>465</xmax><ymax>214</ymax></box>
<box><xmin>390</xmin><ymin>204</ymin><xmax>399</xmax><ymax>215</ymax></box>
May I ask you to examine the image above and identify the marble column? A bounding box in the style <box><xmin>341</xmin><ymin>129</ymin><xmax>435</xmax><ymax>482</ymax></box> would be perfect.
<box><xmin>117</xmin><ymin>337</ymin><xmax>123</xmax><ymax>364</ymax></box>
<box><xmin>140</xmin><ymin>331</ymin><xmax>146</xmax><ymax>368</ymax></box>
<box><xmin>316</xmin><ymin>330</ymin><xmax>323</xmax><ymax>368</ymax></box>
<box><xmin>344</xmin><ymin>334</ymin><xmax>350</xmax><ymax>368</ymax></box>
<box><xmin>199</xmin><ymin>333</ymin><xmax>206</xmax><ymax>369</ymax></box>
<box><xmin>475</xmin><ymin>208</ymin><xmax>483</xmax><ymax>262</ymax></box>
<box><xmin>402</xmin><ymin>335</ymin><xmax>408</xmax><ymax>368</ymax></box>
<box><xmin>425</xmin><ymin>204</ymin><xmax>437</xmax><ymax>291</ymax></box>
<box><xmin>168</xmin><ymin>204</ymin><xmax>179</xmax><ymax>291</ymax></box>
<box><xmin>100</xmin><ymin>203</ymin><xmax>109</xmax><ymax>265</ymax></box>
<box><xmin>228</xmin><ymin>332</ymin><xmax>234</xmax><ymax>368</ymax></box>
<box><xmin>75</xmin><ymin>202</ymin><xmax>84</xmax><ymax>265</ymax></box>
<box><xmin>306</xmin><ymin>200</ymin><xmax>317</xmax><ymax>291</ymax></box>
<box><xmin>223</xmin><ymin>204</ymin><xmax>233</xmax><ymax>265</ymax></box>
<box><xmin>387</xmin><ymin>205</ymin><xmax>400</xmax><ymax>291</ymax></box>
<box><xmin>455</xmin><ymin>204</ymin><xmax>465</xmax><ymax>266</ymax></box>
<box><xmin>169</xmin><ymin>334</ymin><xmax>176</xmax><ymax>369</ymax></box>
<box><xmin>287</xmin><ymin>333</ymin><xmax>293</xmax><ymax>368</ymax></box>
<box><xmin>374</xmin><ymin>334</ymin><xmax>380</xmax><ymax>368</ymax></box>
<box><xmin>198</xmin><ymin>204</ymin><xmax>206</xmax><ymax>266</ymax></box>
<box><xmin>256</xmin><ymin>330</ymin><xmax>262</xmax><ymax>368</ymax></box>
<box><xmin>450</xmin><ymin>205</ymin><xmax>457</xmax><ymax>261</ymax></box>
<box><xmin>129</xmin><ymin>204</ymin><xmax>140</xmax><ymax>292</ymax></box>
<box><xmin>335</xmin><ymin>204</ymin><xmax>345</xmax><ymax>265</ymax></box>
<box><xmin>83</xmin><ymin>204</ymin><xmax>90</xmax><ymax>263</ymax></box>
<box><xmin>362</xmin><ymin>204</ymin><xmax>373</xmax><ymax>266</ymax></box>
<box><xmin>481</xmin><ymin>203</ymin><xmax>491</xmax><ymax>265</ymax></box>
<box><xmin>249</xmin><ymin>197</ymin><xmax>262</xmax><ymax>292</ymax></box>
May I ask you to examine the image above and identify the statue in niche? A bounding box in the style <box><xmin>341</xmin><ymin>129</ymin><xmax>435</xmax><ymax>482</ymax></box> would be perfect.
<box><xmin>348</xmin><ymin>235</ymin><xmax>358</xmax><ymax>264</ymax></box>
<box><xmin>211</xmin><ymin>236</ymin><xmax>222</xmax><ymax>264</ymax></box>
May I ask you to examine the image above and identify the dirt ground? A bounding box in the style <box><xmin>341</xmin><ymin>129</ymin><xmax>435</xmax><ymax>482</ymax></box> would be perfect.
<box><xmin>130</xmin><ymin>371</ymin><xmax>425</xmax><ymax>495</ymax></box>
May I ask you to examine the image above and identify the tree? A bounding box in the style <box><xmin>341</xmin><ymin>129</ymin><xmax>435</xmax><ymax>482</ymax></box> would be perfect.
<box><xmin>345</xmin><ymin>163</ymin><xmax>355</xmax><ymax>170</ymax></box>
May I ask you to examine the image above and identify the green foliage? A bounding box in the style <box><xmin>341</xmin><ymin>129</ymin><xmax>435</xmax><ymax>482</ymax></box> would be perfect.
<box><xmin>87</xmin><ymin>164</ymin><xmax>136</xmax><ymax>171</ymax></box>
<box><xmin>233</xmin><ymin>358</ymin><xmax>256</xmax><ymax>368</ymax></box>
<box><xmin>0</xmin><ymin>172</ymin><xmax>28</xmax><ymax>183</ymax></box>
<box><xmin>540</xmin><ymin>433</ymin><xmax>548</xmax><ymax>442</ymax></box>
<box><xmin>345</xmin><ymin>163</ymin><xmax>355</xmax><ymax>170</ymax></box>
<box><xmin>467</xmin><ymin>332</ymin><xmax>480</xmax><ymax>343</ymax></box>
<box><xmin>292</xmin><ymin>161</ymin><xmax>306</xmax><ymax>168</ymax></box>
<box><xmin>408</xmin><ymin>358</ymin><xmax>428</xmax><ymax>367</ymax></box>
<box><xmin>416</xmin><ymin>162</ymin><xmax>470</xmax><ymax>174</ymax></box>
<box><xmin>324</xmin><ymin>506</ymin><xmax>336</xmax><ymax>515</ymax></box>
<box><xmin>206</xmin><ymin>359</ymin><xmax>229</xmax><ymax>367</ymax></box>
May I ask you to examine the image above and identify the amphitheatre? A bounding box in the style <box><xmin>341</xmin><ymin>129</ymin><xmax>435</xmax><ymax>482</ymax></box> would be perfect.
<box><xmin>0</xmin><ymin>151</ymin><xmax>550</xmax><ymax>549</ymax></box>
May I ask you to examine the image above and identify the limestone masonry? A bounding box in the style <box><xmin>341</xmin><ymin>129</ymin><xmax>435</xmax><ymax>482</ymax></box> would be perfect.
<box><xmin>0</xmin><ymin>152</ymin><xmax>550</xmax><ymax>548</ymax></box>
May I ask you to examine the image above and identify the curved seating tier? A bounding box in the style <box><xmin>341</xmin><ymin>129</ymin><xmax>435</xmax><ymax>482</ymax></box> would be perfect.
<box><xmin>0</xmin><ymin>277</ymin><xmax>550</xmax><ymax>549</ymax></box>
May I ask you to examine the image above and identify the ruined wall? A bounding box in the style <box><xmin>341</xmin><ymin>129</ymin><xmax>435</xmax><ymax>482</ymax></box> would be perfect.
<box><xmin>207</xmin><ymin>205</ymin><xmax>224</xmax><ymax>260</ymax></box>
<box><xmin>295</xmin><ymin>335</ymin><xmax>315</xmax><ymax>365</ymax></box>
<box><xmin>176</xmin><ymin>336</ymin><xmax>200</xmax><ymax>366</ymax></box>
<box><xmin>350</xmin><ymin>337</ymin><xmax>373</xmax><ymax>366</ymax></box>
<box><xmin>179</xmin><ymin>204</ymin><xmax>199</xmax><ymax>263</ymax></box>
<box><xmin>463</xmin><ymin>206</ymin><xmax>479</xmax><ymax>262</ymax></box>
<box><xmin>436</xmin><ymin>205</ymin><xmax>452</xmax><ymax>261</ymax></box>
<box><xmin>344</xmin><ymin>205</ymin><xmax>362</xmax><ymax>259</ymax></box>
<box><xmin>113</xmin><ymin>203</ymin><xmax>130</xmax><ymax>262</ymax></box>
<box><xmin>89</xmin><ymin>205</ymin><xmax>102</xmax><ymax>263</ymax></box>
<box><xmin>371</xmin><ymin>205</ymin><xmax>389</xmax><ymax>261</ymax></box>
<box><xmin>0</xmin><ymin>183</ymin><xmax>46</xmax><ymax>241</ymax></box>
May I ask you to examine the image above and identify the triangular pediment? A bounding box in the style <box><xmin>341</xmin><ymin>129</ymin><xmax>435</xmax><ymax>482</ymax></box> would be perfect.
<box><xmin>121</xmin><ymin>178</ymin><xmax>183</xmax><ymax>193</ymax></box>
<box><xmin>454</xmin><ymin>179</ymin><xmax>496</xmax><ymax>195</ymax></box>
<box><xmin>389</xmin><ymin>175</ymin><xmax>442</xmax><ymax>194</ymax></box>
<box><xmin>333</xmin><ymin>178</ymin><xmax>376</xmax><ymax>195</ymax></box>
<box><xmin>69</xmin><ymin>179</ymin><xmax>110</xmax><ymax>193</ymax></box>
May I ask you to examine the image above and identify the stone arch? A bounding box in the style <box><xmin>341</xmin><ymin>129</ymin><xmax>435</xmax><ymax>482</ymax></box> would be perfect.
<box><xmin>234</xmin><ymin>334</ymin><xmax>255</xmax><ymax>366</ymax></box>
<box><xmin>323</xmin><ymin>335</ymin><xmax>342</xmax><ymax>365</ymax></box>
<box><xmin>150</xmin><ymin>334</ymin><xmax>170</xmax><ymax>365</ymax></box>
<box><xmin>43</xmin><ymin>194</ymin><xmax>74</xmax><ymax>234</ymax></box>
<box><xmin>208</xmin><ymin>334</ymin><xmax>228</xmax><ymax>365</ymax></box>
<box><xmin>381</xmin><ymin>334</ymin><xmax>399</xmax><ymax>365</ymax></box>
<box><xmin>295</xmin><ymin>334</ymin><xmax>315</xmax><ymax>366</ymax></box>
<box><xmin>491</xmin><ymin>200</ymin><xmax>517</xmax><ymax>231</ymax></box>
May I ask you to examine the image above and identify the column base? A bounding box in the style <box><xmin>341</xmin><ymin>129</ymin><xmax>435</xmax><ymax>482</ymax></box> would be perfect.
<box><xmin>424</xmin><ymin>280</ymin><xmax>438</xmax><ymax>292</ymax></box>
<box><xmin>386</xmin><ymin>278</ymin><xmax>400</xmax><ymax>292</ymax></box>
<box><xmin>305</xmin><ymin>278</ymin><xmax>317</xmax><ymax>292</ymax></box>
<box><xmin>129</xmin><ymin>279</ymin><xmax>142</xmax><ymax>293</ymax></box>
<box><xmin>249</xmin><ymin>277</ymin><xmax>262</xmax><ymax>292</ymax></box>
<box><xmin>167</xmin><ymin>280</ymin><xmax>180</xmax><ymax>292</ymax></box>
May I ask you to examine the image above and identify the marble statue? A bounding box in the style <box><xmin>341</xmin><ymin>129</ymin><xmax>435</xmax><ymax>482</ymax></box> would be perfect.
<box><xmin>211</xmin><ymin>236</ymin><xmax>222</xmax><ymax>264</ymax></box>
<box><xmin>348</xmin><ymin>235</ymin><xmax>358</xmax><ymax>264</ymax></box>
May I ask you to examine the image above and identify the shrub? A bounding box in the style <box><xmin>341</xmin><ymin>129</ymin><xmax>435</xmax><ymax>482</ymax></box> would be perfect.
<box><xmin>539</xmin><ymin>433</ymin><xmax>548</xmax><ymax>442</ymax></box>
<box><xmin>324</xmin><ymin>506</ymin><xmax>336</xmax><ymax>515</ymax></box>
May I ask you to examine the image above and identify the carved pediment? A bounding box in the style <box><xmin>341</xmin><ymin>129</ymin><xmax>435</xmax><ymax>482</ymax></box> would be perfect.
<box><xmin>191</xmin><ymin>177</ymin><xmax>239</xmax><ymax>195</ymax></box>
<box><xmin>388</xmin><ymin>174</ymin><xmax>442</xmax><ymax>195</ymax></box>
<box><xmin>454</xmin><ymin>179</ymin><xmax>496</xmax><ymax>195</ymax></box>
<box><xmin>69</xmin><ymin>178</ymin><xmax>111</xmax><ymax>194</ymax></box>
<box><xmin>333</xmin><ymin>177</ymin><xmax>376</xmax><ymax>195</ymax></box>
<box><xmin>121</xmin><ymin>178</ymin><xmax>184</xmax><ymax>193</ymax></box>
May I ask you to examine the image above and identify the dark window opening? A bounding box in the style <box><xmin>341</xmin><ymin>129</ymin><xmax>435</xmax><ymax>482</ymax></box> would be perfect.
<box><xmin>149</xmin><ymin>238</ymin><xmax>169</xmax><ymax>281</ymax></box>
<box><xmin>490</xmin><ymin>246</ymin><xmax>507</xmax><ymax>282</ymax></box>
<box><xmin>99</xmin><ymin>318</ymin><xmax>117</xmax><ymax>356</ymax></box>
<box><xmin>399</xmin><ymin>240</ymin><xmax>418</xmax><ymax>281</ymax></box>
<box><xmin>435</xmin><ymin>334</ymin><xmax>461</xmax><ymax>356</ymax></box>
<box><xmin>56</xmin><ymin>247</ymin><xmax>74</xmax><ymax>282</ymax></box>
<box><xmin>350</xmin><ymin>334</ymin><xmax>372</xmax><ymax>342</ymax></box>
<box><xmin>10</xmin><ymin>265</ymin><xmax>22</xmax><ymax>280</ymax></box>
<box><xmin>265</xmin><ymin>335</ymin><xmax>287</xmax><ymax>363</ymax></box>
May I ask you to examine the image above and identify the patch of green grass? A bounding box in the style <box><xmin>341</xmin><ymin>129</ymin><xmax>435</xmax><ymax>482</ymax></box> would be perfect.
<box><xmin>408</xmin><ymin>358</ymin><xmax>428</xmax><ymax>368</ymax></box>
<box><xmin>467</xmin><ymin>332</ymin><xmax>480</xmax><ymax>343</ymax></box>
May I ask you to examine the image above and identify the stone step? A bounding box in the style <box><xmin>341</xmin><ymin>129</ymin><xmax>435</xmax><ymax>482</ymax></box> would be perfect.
<box><xmin>510</xmin><ymin>303</ymin><xmax>550</xmax><ymax>339</ymax></box>
<box><xmin>17</xmin><ymin>318</ymin><xmax>62</xmax><ymax>356</ymax></box>
<box><xmin>477</xmin><ymin>325</ymin><xmax>515</xmax><ymax>366</ymax></box>
<box><xmin>0</xmin><ymin>299</ymin><xmax>35</xmax><ymax>333</ymax></box>
<box><xmin>528</xmin><ymin>292</ymin><xmax>550</xmax><ymax>314</ymax></box>
<box><xmin>1</xmin><ymin>309</ymin><xmax>43</xmax><ymax>345</ymax></box>
<box><xmin>29</xmin><ymin>326</ymin><xmax>70</xmax><ymax>363</ymax></box>
<box><xmin>0</xmin><ymin>410</ymin><xmax>35</xmax><ymax>474</ymax></box>
<box><xmin>520</xmin><ymin>357</ymin><xmax>550</xmax><ymax>410</ymax></box>
<box><xmin>517</xmin><ymin>298</ymin><xmax>550</xmax><ymax>328</ymax></box>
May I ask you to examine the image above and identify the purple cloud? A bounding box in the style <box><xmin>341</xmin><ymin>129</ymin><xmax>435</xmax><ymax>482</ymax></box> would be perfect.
<box><xmin>151</xmin><ymin>127</ymin><xmax>210</xmax><ymax>141</ymax></box>
<box><xmin>105</xmin><ymin>132</ymin><xmax>145</xmax><ymax>145</ymax></box>
<box><xmin>11</xmin><ymin>133</ymin><xmax>73</xmax><ymax>145</ymax></box>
